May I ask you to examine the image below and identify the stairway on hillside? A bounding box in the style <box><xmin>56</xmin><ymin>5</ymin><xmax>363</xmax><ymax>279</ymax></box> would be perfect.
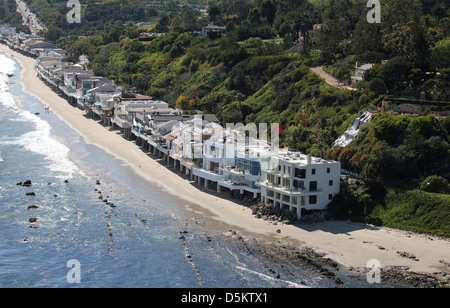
<box><xmin>333</xmin><ymin>111</ymin><xmax>372</xmax><ymax>148</ymax></box>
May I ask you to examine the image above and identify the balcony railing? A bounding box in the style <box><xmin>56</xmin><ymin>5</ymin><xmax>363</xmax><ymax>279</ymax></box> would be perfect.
<box><xmin>256</xmin><ymin>180</ymin><xmax>323</xmax><ymax>195</ymax></box>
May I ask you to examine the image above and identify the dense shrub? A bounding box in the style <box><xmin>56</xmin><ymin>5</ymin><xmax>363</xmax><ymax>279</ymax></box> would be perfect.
<box><xmin>420</xmin><ymin>176</ymin><xmax>449</xmax><ymax>193</ymax></box>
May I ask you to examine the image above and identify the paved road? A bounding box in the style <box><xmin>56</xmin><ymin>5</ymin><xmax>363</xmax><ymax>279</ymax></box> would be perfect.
<box><xmin>310</xmin><ymin>66</ymin><xmax>356</xmax><ymax>91</ymax></box>
<box><xmin>15</xmin><ymin>0</ymin><xmax>46</xmax><ymax>34</ymax></box>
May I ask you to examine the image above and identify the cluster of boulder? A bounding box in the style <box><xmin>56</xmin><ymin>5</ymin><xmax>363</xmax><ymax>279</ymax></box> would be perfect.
<box><xmin>250</xmin><ymin>203</ymin><xmax>298</xmax><ymax>225</ymax></box>
<box><xmin>250</xmin><ymin>203</ymin><xmax>327</xmax><ymax>225</ymax></box>
<box><xmin>18</xmin><ymin>179</ymin><xmax>69</xmax><ymax>238</ymax></box>
<box><xmin>18</xmin><ymin>180</ymin><xmax>38</xmax><ymax>237</ymax></box>
<box><xmin>380</xmin><ymin>266</ymin><xmax>446</xmax><ymax>288</ymax></box>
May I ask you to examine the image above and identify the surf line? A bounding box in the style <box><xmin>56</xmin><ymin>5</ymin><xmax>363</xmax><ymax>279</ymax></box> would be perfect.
<box><xmin>235</xmin><ymin>266</ymin><xmax>309</xmax><ymax>288</ymax></box>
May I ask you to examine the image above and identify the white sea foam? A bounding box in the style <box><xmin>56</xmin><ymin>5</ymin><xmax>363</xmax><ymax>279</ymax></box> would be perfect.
<box><xmin>0</xmin><ymin>54</ymin><xmax>17</xmax><ymax>108</ymax></box>
<box><xmin>235</xmin><ymin>266</ymin><xmax>310</xmax><ymax>288</ymax></box>
<box><xmin>0</xmin><ymin>53</ymin><xmax>81</xmax><ymax>178</ymax></box>
<box><xmin>15</xmin><ymin>112</ymin><xmax>81</xmax><ymax>178</ymax></box>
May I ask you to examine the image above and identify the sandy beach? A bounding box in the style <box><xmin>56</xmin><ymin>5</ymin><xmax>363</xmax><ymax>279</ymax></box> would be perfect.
<box><xmin>1</xmin><ymin>44</ymin><xmax>449</xmax><ymax>285</ymax></box>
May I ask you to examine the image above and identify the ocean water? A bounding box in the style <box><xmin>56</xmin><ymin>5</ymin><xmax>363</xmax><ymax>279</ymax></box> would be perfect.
<box><xmin>0</xmin><ymin>52</ymin><xmax>350</xmax><ymax>288</ymax></box>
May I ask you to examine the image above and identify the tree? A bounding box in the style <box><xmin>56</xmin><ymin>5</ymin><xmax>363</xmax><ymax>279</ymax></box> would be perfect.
<box><xmin>376</xmin><ymin>56</ymin><xmax>411</xmax><ymax>91</ymax></box>
<box><xmin>352</xmin><ymin>15</ymin><xmax>383</xmax><ymax>55</ymax></box>
<box><xmin>338</xmin><ymin>147</ymin><xmax>359</xmax><ymax>171</ymax></box>
<box><xmin>290</xmin><ymin>6</ymin><xmax>314</xmax><ymax>55</ymax></box>
<box><xmin>409</xmin><ymin>17</ymin><xmax>431</xmax><ymax>72</ymax></box>
<box><xmin>420</xmin><ymin>175</ymin><xmax>448</xmax><ymax>193</ymax></box>
<box><xmin>431</xmin><ymin>39</ymin><xmax>450</xmax><ymax>71</ymax></box>
<box><xmin>176</xmin><ymin>95</ymin><xmax>190</xmax><ymax>110</ymax></box>
<box><xmin>220</xmin><ymin>101</ymin><xmax>243</xmax><ymax>125</ymax></box>
<box><xmin>315</xmin><ymin>17</ymin><xmax>351</xmax><ymax>62</ymax></box>
<box><xmin>180</xmin><ymin>9</ymin><xmax>200</xmax><ymax>32</ymax></box>
<box><xmin>197</xmin><ymin>90</ymin><xmax>245</xmax><ymax>114</ymax></box>
<box><xmin>208</xmin><ymin>4</ymin><xmax>221</xmax><ymax>24</ymax></box>
<box><xmin>442</xmin><ymin>116</ymin><xmax>450</xmax><ymax>135</ymax></box>
<box><xmin>358</xmin><ymin>192</ymin><xmax>371</xmax><ymax>216</ymax></box>
<box><xmin>261</xmin><ymin>0</ymin><xmax>277</xmax><ymax>25</ymax></box>
<box><xmin>155</xmin><ymin>14</ymin><xmax>170</xmax><ymax>33</ymax></box>
<box><xmin>0</xmin><ymin>7</ymin><xmax>6</xmax><ymax>20</ymax></box>
<box><xmin>383</xmin><ymin>19</ymin><xmax>429</xmax><ymax>69</ymax></box>
<box><xmin>382</xmin><ymin>0</ymin><xmax>423</xmax><ymax>31</ymax></box>
<box><xmin>368</xmin><ymin>78</ymin><xmax>387</xmax><ymax>95</ymax></box>
<box><xmin>6</xmin><ymin>0</ymin><xmax>16</xmax><ymax>13</ymax></box>
<box><xmin>371</xmin><ymin>114</ymin><xmax>410</xmax><ymax>146</ymax></box>
<box><xmin>436</xmin><ymin>69</ymin><xmax>450</xmax><ymax>101</ymax></box>
<box><xmin>408</xmin><ymin>115</ymin><xmax>439</xmax><ymax>139</ymax></box>
<box><xmin>248</xmin><ymin>7</ymin><xmax>261</xmax><ymax>24</ymax></box>
<box><xmin>45</xmin><ymin>27</ymin><xmax>63</xmax><ymax>43</ymax></box>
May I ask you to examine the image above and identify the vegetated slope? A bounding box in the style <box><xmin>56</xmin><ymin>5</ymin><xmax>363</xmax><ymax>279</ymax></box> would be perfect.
<box><xmin>24</xmin><ymin>0</ymin><xmax>449</xmax><ymax>235</ymax></box>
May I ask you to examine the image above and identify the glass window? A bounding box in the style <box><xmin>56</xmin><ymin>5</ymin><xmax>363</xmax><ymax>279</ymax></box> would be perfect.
<box><xmin>295</xmin><ymin>168</ymin><xmax>306</xmax><ymax>178</ymax></box>
<box><xmin>310</xmin><ymin>181</ymin><xmax>317</xmax><ymax>192</ymax></box>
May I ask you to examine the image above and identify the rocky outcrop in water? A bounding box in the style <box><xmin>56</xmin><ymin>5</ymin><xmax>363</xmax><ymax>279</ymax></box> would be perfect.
<box><xmin>17</xmin><ymin>180</ymin><xmax>32</xmax><ymax>187</ymax></box>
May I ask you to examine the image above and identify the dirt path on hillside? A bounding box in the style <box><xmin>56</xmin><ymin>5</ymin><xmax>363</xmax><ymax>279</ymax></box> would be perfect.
<box><xmin>310</xmin><ymin>66</ymin><xmax>357</xmax><ymax>91</ymax></box>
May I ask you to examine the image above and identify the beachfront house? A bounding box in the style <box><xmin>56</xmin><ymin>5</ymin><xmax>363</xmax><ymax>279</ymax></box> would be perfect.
<box><xmin>35</xmin><ymin>58</ymin><xmax>63</xmax><ymax>88</ymax></box>
<box><xmin>91</xmin><ymin>94</ymin><xmax>116</xmax><ymax>125</ymax></box>
<box><xmin>216</xmin><ymin>136</ymin><xmax>264</xmax><ymax>199</ymax></box>
<box><xmin>38</xmin><ymin>49</ymin><xmax>67</xmax><ymax>61</ymax></box>
<box><xmin>22</xmin><ymin>39</ymin><xmax>55</xmax><ymax>55</ymax></box>
<box><xmin>132</xmin><ymin>105</ymin><xmax>181</xmax><ymax>139</ymax></box>
<box><xmin>191</xmin><ymin>127</ymin><xmax>266</xmax><ymax>199</ymax></box>
<box><xmin>61</xmin><ymin>65</ymin><xmax>88</xmax><ymax>86</ymax></box>
<box><xmin>117</xmin><ymin>89</ymin><xmax>153</xmax><ymax>103</ymax></box>
<box><xmin>112</xmin><ymin>100</ymin><xmax>171</xmax><ymax>140</ymax></box>
<box><xmin>0</xmin><ymin>25</ymin><xmax>16</xmax><ymax>40</ymax></box>
<box><xmin>82</xmin><ymin>78</ymin><xmax>120</xmax><ymax>109</ymax></box>
<box><xmin>167</xmin><ymin>117</ymin><xmax>219</xmax><ymax>180</ymax></box>
<box><xmin>256</xmin><ymin>151</ymin><xmax>340</xmax><ymax>219</ymax></box>
<box><xmin>85</xmin><ymin>82</ymin><xmax>120</xmax><ymax>100</ymax></box>
<box><xmin>61</xmin><ymin>70</ymin><xmax>94</xmax><ymax>106</ymax></box>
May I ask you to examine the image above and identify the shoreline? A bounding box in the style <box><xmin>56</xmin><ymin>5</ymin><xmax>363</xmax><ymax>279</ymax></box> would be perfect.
<box><xmin>1</xmin><ymin>44</ymin><xmax>449</xmax><ymax>287</ymax></box>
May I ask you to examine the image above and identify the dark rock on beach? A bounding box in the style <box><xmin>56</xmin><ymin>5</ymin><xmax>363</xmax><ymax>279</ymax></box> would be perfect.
<box><xmin>378</xmin><ymin>266</ymin><xmax>447</xmax><ymax>288</ymax></box>
<box><xmin>250</xmin><ymin>203</ymin><xmax>297</xmax><ymax>224</ymax></box>
<box><xmin>223</xmin><ymin>229</ymin><xmax>345</xmax><ymax>286</ymax></box>
<box><xmin>222</xmin><ymin>229</ymin><xmax>449</xmax><ymax>288</ymax></box>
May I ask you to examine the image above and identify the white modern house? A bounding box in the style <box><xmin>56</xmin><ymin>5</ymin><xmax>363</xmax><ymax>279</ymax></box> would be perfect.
<box><xmin>192</xmin><ymin>127</ymin><xmax>275</xmax><ymax>199</ymax></box>
<box><xmin>256</xmin><ymin>150</ymin><xmax>341</xmax><ymax>219</ymax></box>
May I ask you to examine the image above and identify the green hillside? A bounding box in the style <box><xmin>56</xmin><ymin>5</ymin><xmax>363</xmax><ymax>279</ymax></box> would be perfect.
<box><xmin>10</xmin><ymin>0</ymin><xmax>449</xmax><ymax>235</ymax></box>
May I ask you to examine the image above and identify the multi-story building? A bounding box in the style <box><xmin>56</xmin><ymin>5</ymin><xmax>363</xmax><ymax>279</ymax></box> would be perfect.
<box><xmin>256</xmin><ymin>150</ymin><xmax>340</xmax><ymax>219</ymax></box>
<box><xmin>193</xmin><ymin>128</ymin><xmax>273</xmax><ymax>199</ymax></box>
